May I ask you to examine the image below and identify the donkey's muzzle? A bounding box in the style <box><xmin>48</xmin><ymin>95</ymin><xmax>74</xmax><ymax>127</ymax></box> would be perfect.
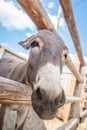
<box><xmin>31</xmin><ymin>88</ymin><xmax>66</xmax><ymax>120</ymax></box>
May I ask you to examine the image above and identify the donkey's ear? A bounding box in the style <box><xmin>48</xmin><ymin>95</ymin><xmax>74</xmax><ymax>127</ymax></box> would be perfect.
<box><xmin>19</xmin><ymin>35</ymin><xmax>36</xmax><ymax>49</ymax></box>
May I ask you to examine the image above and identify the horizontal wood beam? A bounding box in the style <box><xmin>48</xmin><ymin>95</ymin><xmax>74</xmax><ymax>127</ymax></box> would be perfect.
<box><xmin>0</xmin><ymin>77</ymin><xmax>32</xmax><ymax>105</ymax></box>
<box><xmin>66</xmin><ymin>96</ymin><xmax>80</xmax><ymax>104</ymax></box>
<box><xmin>64</xmin><ymin>55</ymin><xmax>83</xmax><ymax>82</ymax></box>
<box><xmin>0</xmin><ymin>45</ymin><xmax>27</xmax><ymax>61</ymax></box>
<box><xmin>57</xmin><ymin>118</ymin><xmax>78</xmax><ymax>130</ymax></box>
<box><xmin>60</xmin><ymin>0</ymin><xmax>85</xmax><ymax>66</ymax></box>
<box><xmin>0</xmin><ymin>76</ymin><xmax>81</xmax><ymax>105</ymax></box>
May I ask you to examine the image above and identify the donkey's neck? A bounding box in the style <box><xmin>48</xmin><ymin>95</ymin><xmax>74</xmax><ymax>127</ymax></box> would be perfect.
<box><xmin>8</xmin><ymin>60</ymin><xmax>30</xmax><ymax>85</ymax></box>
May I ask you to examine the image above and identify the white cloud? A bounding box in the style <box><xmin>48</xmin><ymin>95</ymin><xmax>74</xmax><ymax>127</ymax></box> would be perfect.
<box><xmin>48</xmin><ymin>14</ymin><xmax>65</xmax><ymax>29</ymax></box>
<box><xmin>26</xmin><ymin>32</ymin><xmax>32</xmax><ymax>38</ymax></box>
<box><xmin>69</xmin><ymin>54</ymin><xmax>87</xmax><ymax>64</ymax></box>
<box><xmin>63</xmin><ymin>53</ymin><xmax>87</xmax><ymax>72</ymax></box>
<box><xmin>48</xmin><ymin>2</ymin><xmax>54</xmax><ymax>9</ymax></box>
<box><xmin>0</xmin><ymin>42</ymin><xmax>8</xmax><ymax>47</ymax></box>
<box><xmin>63</xmin><ymin>53</ymin><xmax>75</xmax><ymax>73</ymax></box>
<box><xmin>59</xmin><ymin>18</ymin><xmax>66</xmax><ymax>28</ymax></box>
<box><xmin>0</xmin><ymin>0</ymin><xmax>35</xmax><ymax>30</ymax></box>
<box><xmin>69</xmin><ymin>53</ymin><xmax>76</xmax><ymax>62</ymax></box>
<box><xmin>48</xmin><ymin>14</ymin><xmax>56</xmax><ymax>26</ymax></box>
<box><xmin>84</xmin><ymin>56</ymin><xmax>87</xmax><ymax>64</ymax></box>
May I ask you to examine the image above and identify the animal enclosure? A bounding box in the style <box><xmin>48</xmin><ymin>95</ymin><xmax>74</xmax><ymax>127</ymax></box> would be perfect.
<box><xmin>0</xmin><ymin>0</ymin><xmax>87</xmax><ymax>130</ymax></box>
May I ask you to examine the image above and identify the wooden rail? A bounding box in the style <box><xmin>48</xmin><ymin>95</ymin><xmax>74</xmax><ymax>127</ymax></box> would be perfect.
<box><xmin>64</xmin><ymin>55</ymin><xmax>83</xmax><ymax>83</ymax></box>
<box><xmin>0</xmin><ymin>0</ymin><xmax>86</xmax><ymax>129</ymax></box>
<box><xmin>66</xmin><ymin>96</ymin><xmax>80</xmax><ymax>104</ymax></box>
<box><xmin>17</xmin><ymin>0</ymin><xmax>54</xmax><ymax>31</ymax></box>
<box><xmin>0</xmin><ymin>77</ymin><xmax>32</xmax><ymax>105</ymax></box>
<box><xmin>57</xmin><ymin>118</ymin><xmax>78</xmax><ymax>130</ymax></box>
<box><xmin>0</xmin><ymin>45</ymin><xmax>27</xmax><ymax>61</ymax></box>
<box><xmin>60</xmin><ymin>0</ymin><xmax>85</xmax><ymax>66</ymax></box>
<box><xmin>0</xmin><ymin>77</ymin><xmax>81</xmax><ymax>105</ymax></box>
<box><xmin>17</xmin><ymin>0</ymin><xmax>84</xmax><ymax>83</ymax></box>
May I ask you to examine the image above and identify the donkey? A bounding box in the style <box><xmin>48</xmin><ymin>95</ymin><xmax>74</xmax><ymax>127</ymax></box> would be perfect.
<box><xmin>0</xmin><ymin>29</ymin><xmax>68</xmax><ymax>130</ymax></box>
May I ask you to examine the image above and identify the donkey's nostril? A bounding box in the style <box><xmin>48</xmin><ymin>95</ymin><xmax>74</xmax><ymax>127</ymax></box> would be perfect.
<box><xmin>54</xmin><ymin>90</ymin><xmax>66</xmax><ymax>107</ymax></box>
<box><xmin>59</xmin><ymin>90</ymin><xmax>66</xmax><ymax>107</ymax></box>
<box><xmin>36</xmin><ymin>87</ymin><xmax>42</xmax><ymax>100</ymax></box>
<box><xmin>54</xmin><ymin>97</ymin><xmax>59</xmax><ymax>106</ymax></box>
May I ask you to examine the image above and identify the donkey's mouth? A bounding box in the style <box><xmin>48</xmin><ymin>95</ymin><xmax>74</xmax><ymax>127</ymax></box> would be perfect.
<box><xmin>32</xmin><ymin>102</ymin><xmax>58</xmax><ymax>120</ymax></box>
<box><xmin>31</xmin><ymin>89</ymin><xmax>58</xmax><ymax>120</ymax></box>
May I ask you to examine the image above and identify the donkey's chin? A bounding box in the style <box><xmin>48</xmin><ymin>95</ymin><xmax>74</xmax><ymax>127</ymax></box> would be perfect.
<box><xmin>38</xmin><ymin>112</ymin><xmax>57</xmax><ymax>120</ymax></box>
<box><xmin>36</xmin><ymin>110</ymin><xmax>57</xmax><ymax>120</ymax></box>
<box><xmin>31</xmin><ymin>88</ymin><xmax>63</xmax><ymax>120</ymax></box>
<box><xmin>32</xmin><ymin>103</ymin><xmax>58</xmax><ymax>120</ymax></box>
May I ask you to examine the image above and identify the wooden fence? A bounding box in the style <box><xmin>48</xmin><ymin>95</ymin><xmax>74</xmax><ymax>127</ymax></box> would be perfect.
<box><xmin>0</xmin><ymin>0</ymin><xmax>87</xmax><ymax>129</ymax></box>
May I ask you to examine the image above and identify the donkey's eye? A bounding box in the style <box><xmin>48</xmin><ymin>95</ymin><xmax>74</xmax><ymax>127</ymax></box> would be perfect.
<box><xmin>30</xmin><ymin>41</ymin><xmax>39</xmax><ymax>48</ymax></box>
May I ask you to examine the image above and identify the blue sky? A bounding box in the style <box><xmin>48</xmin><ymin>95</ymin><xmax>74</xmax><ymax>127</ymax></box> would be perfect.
<box><xmin>0</xmin><ymin>0</ymin><xmax>87</xmax><ymax>62</ymax></box>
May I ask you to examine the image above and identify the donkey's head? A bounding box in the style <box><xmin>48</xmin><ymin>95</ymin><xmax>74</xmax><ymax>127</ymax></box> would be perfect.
<box><xmin>19</xmin><ymin>29</ymin><xmax>68</xmax><ymax>120</ymax></box>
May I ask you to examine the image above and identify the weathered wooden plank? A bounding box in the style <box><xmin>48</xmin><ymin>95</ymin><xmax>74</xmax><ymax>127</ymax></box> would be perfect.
<box><xmin>66</xmin><ymin>96</ymin><xmax>80</xmax><ymax>104</ymax></box>
<box><xmin>0</xmin><ymin>76</ymin><xmax>80</xmax><ymax>105</ymax></box>
<box><xmin>57</xmin><ymin>118</ymin><xmax>78</xmax><ymax>130</ymax></box>
<box><xmin>0</xmin><ymin>45</ymin><xmax>27</xmax><ymax>61</ymax></box>
<box><xmin>17</xmin><ymin>0</ymin><xmax>54</xmax><ymax>30</ymax></box>
<box><xmin>0</xmin><ymin>76</ymin><xmax>81</xmax><ymax>106</ymax></box>
<box><xmin>0</xmin><ymin>77</ymin><xmax>32</xmax><ymax>105</ymax></box>
<box><xmin>60</xmin><ymin>0</ymin><xmax>85</xmax><ymax>66</ymax></box>
<box><xmin>64</xmin><ymin>54</ymin><xmax>83</xmax><ymax>83</ymax></box>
